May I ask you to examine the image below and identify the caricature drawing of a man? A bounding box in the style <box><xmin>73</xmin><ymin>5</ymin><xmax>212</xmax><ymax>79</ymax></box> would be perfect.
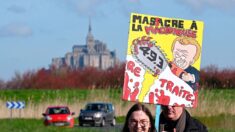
<box><xmin>169</xmin><ymin>36</ymin><xmax>201</xmax><ymax>91</ymax></box>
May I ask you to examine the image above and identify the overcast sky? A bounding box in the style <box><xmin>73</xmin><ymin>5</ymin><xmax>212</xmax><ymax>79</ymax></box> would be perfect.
<box><xmin>1</xmin><ymin>0</ymin><xmax>235</xmax><ymax>81</ymax></box>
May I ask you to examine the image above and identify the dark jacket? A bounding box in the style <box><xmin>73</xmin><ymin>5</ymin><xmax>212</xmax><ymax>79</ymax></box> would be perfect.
<box><xmin>184</xmin><ymin>110</ymin><xmax>208</xmax><ymax>132</ymax></box>
<box><xmin>160</xmin><ymin>110</ymin><xmax>208</xmax><ymax>132</ymax></box>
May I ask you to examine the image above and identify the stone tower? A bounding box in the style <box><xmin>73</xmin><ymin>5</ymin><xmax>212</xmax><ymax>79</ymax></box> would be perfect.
<box><xmin>86</xmin><ymin>19</ymin><xmax>95</xmax><ymax>53</ymax></box>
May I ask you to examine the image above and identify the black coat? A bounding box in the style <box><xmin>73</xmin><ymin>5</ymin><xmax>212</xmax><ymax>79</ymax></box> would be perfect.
<box><xmin>160</xmin><ymin>110</ymin><xmax>208</xmax><ymax>132</ymax></box>
<box><xmin>184</xmin><ymin>111</ymin><xmax>208</xmax><ymax>132</ymax></box>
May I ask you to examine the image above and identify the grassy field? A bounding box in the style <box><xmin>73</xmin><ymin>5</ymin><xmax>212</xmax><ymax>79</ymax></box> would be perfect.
<box><xmin>0</xmin><ymin>88</ymin><xmax>132</xmax><ymax>118</ymax></box>
<box><xmin>188</xmin><ymin>89</ymin><xmax>235</xmax><ymax>116</ymax></box>
<box><xmin>0</xmin><ymin>89</ymin><xmax>94</xmax><ymax>103</ymax></box>
<box><xmin>0</xmin><ymin>88</ymin><xmax>235</xmax><ymax>131</ymax></box>
<box><xmin>0</xmin><ymin>118</ymin><xmax>122</xmax><ymax>132</ymax></box>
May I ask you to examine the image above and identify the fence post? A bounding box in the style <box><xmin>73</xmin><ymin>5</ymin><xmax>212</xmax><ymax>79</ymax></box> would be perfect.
<box><xmin>10</xmin><ymin>109</ymin><xmax>12</xmax><ymax>119</ymax></box>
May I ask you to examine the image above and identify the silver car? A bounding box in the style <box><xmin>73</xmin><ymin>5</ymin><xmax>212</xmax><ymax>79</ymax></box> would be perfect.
<box><xmin>78</xmin><ymin>102</ymin><xmax>116</xmax><ymax>127</ymax></box>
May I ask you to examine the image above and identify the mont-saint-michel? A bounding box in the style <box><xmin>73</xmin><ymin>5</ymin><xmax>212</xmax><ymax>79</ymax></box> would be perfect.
<box><xmin>51</xmin><ymin>22</ymin><xmax>119</xmax><ymax>70</ymax></box>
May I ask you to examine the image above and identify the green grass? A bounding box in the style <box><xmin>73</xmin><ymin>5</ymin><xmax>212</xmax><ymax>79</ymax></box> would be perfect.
<box><xmin>199</xmin><ymin>89</ymin><xmax>235</xmax><ymax>102</ymax></box>
<box><xmin>1</xmin><ymin>88</ymin><xmax>235</xmax><ymax>104</ymax></box>
<box><xmin>0</xmin><ymin>89</ymin><xmax>121</xmax><ymax>104</ymax></box>
<box><xmin>0</xmin><ymin>118</ymin><xmax>122</xmax><ymax>132</ymax></box>
<box><xmin>196</xmin><ymin>114</ymin><xmax>235</xmax><ymax>131</ymax></box>
<box><xmin>1</xmin><ymin>88</ymin><xmax>234</xmax><ymax>102</ymax></box>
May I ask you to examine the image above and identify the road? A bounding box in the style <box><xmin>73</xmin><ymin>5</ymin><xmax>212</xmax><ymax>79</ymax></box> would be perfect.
<box><xmin>74</xmin><ymin>123</ymin><xmax>123</xmax><ymax>131</ymax></box>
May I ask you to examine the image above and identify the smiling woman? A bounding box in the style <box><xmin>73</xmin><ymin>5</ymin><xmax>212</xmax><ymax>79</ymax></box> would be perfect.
<box><xmin>122</xmin><ymin>103</ymin><xmax>156</xmax><ymax>132</ymax></box>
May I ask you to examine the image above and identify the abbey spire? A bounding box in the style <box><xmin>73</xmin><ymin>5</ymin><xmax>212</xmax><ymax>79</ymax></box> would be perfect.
<box><xmin>86</xmin><ymin>19</ymin><xmax>95</xmax><ymax>52</ymax></box>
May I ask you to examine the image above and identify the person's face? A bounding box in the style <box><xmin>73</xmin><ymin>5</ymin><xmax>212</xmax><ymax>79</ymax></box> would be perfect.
<box><xmin>162</xmin><ymin>105</ymin><xmax>184</xmax><ymax>121</ymax></box>
<box><xmin>173</xmin><ymin>41</ymin><xmax>197</xmax><ymax>69</ymax></box>
<box><xmin>128</xmin><ymin>110</ymin><xmax>151</xmax><ymax>132</ymax></box>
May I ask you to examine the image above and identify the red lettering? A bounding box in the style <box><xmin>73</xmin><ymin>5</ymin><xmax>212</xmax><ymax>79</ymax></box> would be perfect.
<box><xmin>182</xmin><ymin>90</ymin><xmax>190</xmax><ymax>98</ymax></box>
<box><xmin>127</xmin><ymin>61</ymin><xmax>135</xmax><ymax>72</ymax></box>
<box><xmin>127</xmin><ymin>61</ymin><xmax>141</xmax><ymax>77</ymax></box>
<box><xmin>155</xmin><ymin>18</ymin><xmax>161</xmax><ymax>27</ymax></box>
<box><xmin>123</xmin><ymin>72</ymin><xmax>131</xmax><ymax>100</ymax></box>
<box><xmin>158</xmin><ymin>78</ymin><xmax>195</xmax><ymax>106</ymax></box>
<box><xmin>145</xmin><ymin>26</ymin><xmax>157</xmax><ymax>35</ymax></box>
<box><xmin>144</xmin><ymin>25</ymin><xmax>196</xmax><ymax>38</ymax></box>
<box><xmin>134</xmin><ymin>67</ymin><xmax>141</xmax><ymax>77</ymax></box>
<box><xmin>186</xmin><ymin>94</ymin><xmax>193</xmax><ymax>101</ymax></box>
<box><xmin>172</xmin><ymin>86</ymin><xmax>179</xmax><ymax>96</ymax></box>
<box><xmin>166</xmin><ymin>81</ymin><xmax>174</xmax><ymax>92</ymax></box>
<box><xmin>159</xmin><ymin>79</ymin><xmax>167</xmax><ymax>87</ymax></box>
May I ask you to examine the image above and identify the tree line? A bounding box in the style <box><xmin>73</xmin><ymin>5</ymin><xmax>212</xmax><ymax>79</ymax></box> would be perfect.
<box><xmin>0</xmin><ymin>64</ymin><xmax>234</xmax><ymax>89</ymax></box>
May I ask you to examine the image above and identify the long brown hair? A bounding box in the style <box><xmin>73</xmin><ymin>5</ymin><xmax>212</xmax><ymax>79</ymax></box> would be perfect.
<box><xmin>122</xmin><ymin>103</ymin><xmax>156</xmax><ymax>132</ymax></box>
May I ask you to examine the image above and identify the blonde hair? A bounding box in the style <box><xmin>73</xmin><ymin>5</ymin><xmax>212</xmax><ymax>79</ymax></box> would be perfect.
<box><xmin>171</xmin><ymin>36</ymin><xmax>201</xmax><ymax>61</ymax></box>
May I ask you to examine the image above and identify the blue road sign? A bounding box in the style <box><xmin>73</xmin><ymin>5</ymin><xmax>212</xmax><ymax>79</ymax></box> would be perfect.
<box><xmin>6</xmin><ymin>101</ymin><xmax>25</xmax><ymax>109</ymax></box>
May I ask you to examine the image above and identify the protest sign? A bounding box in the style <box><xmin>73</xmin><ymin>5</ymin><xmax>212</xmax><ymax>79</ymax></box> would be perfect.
<box><xmin>122</xmin><ymin>13</ymin><xmax>204</xmax><ymax>107</ymax></box>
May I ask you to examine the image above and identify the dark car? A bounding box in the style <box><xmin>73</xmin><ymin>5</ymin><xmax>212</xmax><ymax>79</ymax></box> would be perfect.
<box><xmin>78</xmin><ymin>102</ymin><xmax>116</xmax><ymax>127</ymax></box>
<box><xmin>42</xmin><ymin>106</ymin><xmax>75</xmax><ymax>128</ymax></box>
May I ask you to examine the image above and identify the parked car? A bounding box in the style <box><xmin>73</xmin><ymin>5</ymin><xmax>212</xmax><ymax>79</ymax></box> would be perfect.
<box><xmin>78</xmin><ymin>102</ymin><xmax>116</xmax><ymax>127</ymax></box>
<box><xmin>42</xmin><ymin>106</ymin><xmax>75</xmax><ymax>128</ymax></box>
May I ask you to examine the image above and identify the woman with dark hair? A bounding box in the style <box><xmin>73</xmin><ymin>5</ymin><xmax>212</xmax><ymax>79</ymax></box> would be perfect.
<box><xmin>122</xmin><ymin>103</ymin><xmax>156</xmax><ymax>132</ymax></box>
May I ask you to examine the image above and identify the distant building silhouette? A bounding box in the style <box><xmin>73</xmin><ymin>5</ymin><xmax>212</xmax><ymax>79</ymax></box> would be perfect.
<box><xmin>51</xmin><ymin>21</ymin><xmax>119</xmax><ymax>70</ymax></box>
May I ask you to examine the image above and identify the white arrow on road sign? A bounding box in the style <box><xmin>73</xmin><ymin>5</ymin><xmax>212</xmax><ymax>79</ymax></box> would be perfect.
<box><xmin>6</xmin><ymin>101</ymin><xmax>25</xmax><ymax>109</ymax></box>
